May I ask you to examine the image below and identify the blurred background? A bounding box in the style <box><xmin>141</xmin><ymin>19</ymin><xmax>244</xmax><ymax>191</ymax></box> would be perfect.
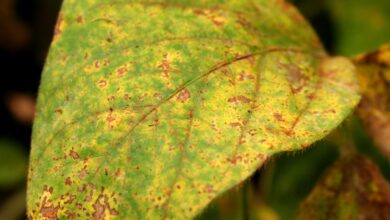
<box><xmin>0</xmin><ymin>0</ymin><xmax>389</xmax><ymax>219</ymax></box>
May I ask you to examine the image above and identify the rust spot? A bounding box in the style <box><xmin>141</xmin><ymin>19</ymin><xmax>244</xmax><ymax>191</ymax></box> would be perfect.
<box><xmin>239</xmin><ymin>71</ymin><xmax>255</xmax><ymax>81</ymax></box>
<box><xmin>64</xmin><ymin>195</ymin><xmax>76</xmax><ymax>205</ymax></box>
<box><xmin>79</xmin><ymin>166</ymin><xmax>88</xmax><ymax>180</ymax></box>
<box><xmin>69</xmin><ymin>150</ymin><xmax>79</xmax><ymax>160</ymax></box>
<box><xmin>65</xmin><ymin>177</ymin><xmax>72</xmax><ymax>186</ymax></box>
<box><xmin>103</xmin><ymin>59</ymin><xmax>110</xmax><ymax>66</ymax></box>
<box><xmin>106</xmin><ymin>114</ymin><xmax>115</xmax><ymax>123</ymax></box>
<box><xmin>227</xmin><ymin>156</ymin><xmax>242</xmax><ymax>165</ymax></box>
<box><xmin>76</xmin><ymin>16</ymin><xmax>83</xmax><ymax>23</ymax></box>
<box><xmin>177</xmin><ymin>89</ymin><xmax>191</xmax><ymax>102</ymax></box>
<box><xmin>193</xmin><ymin>9</ymin><xmax>206</xmax><ymax>16</ymax></box>
<box><xmin>98</xmin><ymin>80</ymin><xmax>107</xmax><ymax>88</ymax></box>
<box><xmin>203</xmin><ymin>184</ymin><xmax>215</xmax><ymax>193</ymax></box>
<box><xmin>54</xmin><ymin>109</ymin><xmax>63</xmax><ymax>114</ymax></box>
<box><xmin>40</xmin><ymin>196</ymin><xmax>59</xmax><ymax>220</ymax></box>
<box><xmin>117</xmin><ymin>66</ymin><xmax>127</xmax><ymax>77</ymax></box>
<box><xmin>153</xmin><ymin>93</ymin><xmax>162</xmax><ymax>100</ymax></box>
<box><xmin>157</xmin><ymin>53</ymin><xmax>171</xmax><ymax>77</ymax></box>
<box><xmin>107</xmin><ymin>95</ymin><xmax>116</xmax><ymax>101</ymax></box>
<box><xmin>95</xmin><ymin>61</ymin><xmax>101</xmax><ymax>69</ymax></box>
<box><xmin>273</xmin><ymin>113</ymin><xmax>284</xmax><ymax>121</ymax></box>
<box><xmin>229</xmin><ymin>122</ymin><xmax>241</xmax><ymax>127</ymax></box>
<box><xmin>228</xmin><ymin>95</ymin><xmax>253</xmax><ymax>103</ymax></box>
<box><xmin>53</xmin><ymin>12</ymin><xmax>63</xmax><ymax>42</ymax></box>
<box><xmin>92</xmin><ymin>198</ymin><xmax>105</xmax><ymax>220</ymax></box>
<box><xmin>114</xmin><ymin>168</ymin><xmax>121</xmax><ymax>177</ymax></box>
<box><xmin>92</xmin><ymin>193</ymin><xmax>119</xmax><ymax>219</ymax></box>
<box><xmin>307</xmin><ymin>93</ymin><xmax>316</xmax><ymax>100</ymax></box>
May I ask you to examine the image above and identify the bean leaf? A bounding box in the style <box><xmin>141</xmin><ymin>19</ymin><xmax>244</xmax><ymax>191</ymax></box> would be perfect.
<box><xmin>27</xmin><ymin>0</ymin><xmax>360</xmax><ymax>219</ymax></box>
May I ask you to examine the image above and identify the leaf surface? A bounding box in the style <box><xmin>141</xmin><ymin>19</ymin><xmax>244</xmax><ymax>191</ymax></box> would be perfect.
<box><xmin>27</xmin><ymin>0</ymin><xmax>360</xmax><ymax>219</ymax></box>
<box><xmin>353</xmin><ymin>44</ymin><xmax>390</xmax><ymax>159</ymax></box>
<box><xmin>297</xmin><ymin>155</ymin><xmax>390</xmax><ymax>220</ymax></box>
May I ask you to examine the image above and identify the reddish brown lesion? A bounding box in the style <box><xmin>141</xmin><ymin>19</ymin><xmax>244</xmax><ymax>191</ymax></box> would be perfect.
<box><xmin>176</xmin><ymin>89</ymin><xmax>191</xmax><ymax>103</ymax></box>
<box><xmin>69</xmin><ymin>149</ymin><xmax>80</xmax><ymax>160</ymax></box>
<box><xmin>227</xmin><ymin>95</ymin><xmax>253</xmax><ymax>103</ymax></box>
<box><xmin>53</xmin><ymin>12</ymin><xmax>64</xmax><ymax>42</ymax></box>
<box><xmin>157</xmin><ymin>53</ymin><xmax>171</xmax><ymax>77</ymax></box>
<box><xmin>76</xmin><ymin>15</ymin><xmax>84</xmax><ymax>24</ymax></box>
<box><xmin>273</xmin><ymin>112</ymin><xmax>284</xmax><ymax>122</ymax></box>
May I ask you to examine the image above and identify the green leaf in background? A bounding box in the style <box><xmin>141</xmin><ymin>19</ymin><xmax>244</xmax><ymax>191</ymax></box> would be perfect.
<box><xmin>27</xmin><ymin>0</ymin><xmax>360</xmax><ymax>219</ymax></box>
<box><xmin>257</xmin><ymin>141</ymin><xmax>338</xmax><ymax>220</ymax></box>
<box><xmin>297</xmin><ymin>154</ymin><xmax>390</xmax><ymax>220</ymax></box>
<box><xmin>0</xmin><ymin>138</ymin><xmax>27</xmax><ymax>188</ymax></box>
<box><xmin>326</xmin><ymin>0</ymin><xmax>390</xmax><ymax>56</ymax></box>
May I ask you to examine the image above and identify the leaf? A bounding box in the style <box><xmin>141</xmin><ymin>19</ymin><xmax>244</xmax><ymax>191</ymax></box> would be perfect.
<box><xmin>297</xmin><ymin>154</ymin><xmax>390</xmax><ymax>220</ymax></box>
<box><xmin>27</xmin><ymin>0</ymin><xmax>360</xmax><ymax>219</ymax></box>
<box><xmin>326</xmin><ymin>0</ymin><xmax>390</xmax><ymax>56</ymax></box>
<box><xmin>352</xmin><ymin>44</ymin><xmax>390</xmax><ymax>160</ymax></box>
<box><xmin>0</xmin><ymin>138</ymin><xmax>27</xmax><ymax>189</ymax></box>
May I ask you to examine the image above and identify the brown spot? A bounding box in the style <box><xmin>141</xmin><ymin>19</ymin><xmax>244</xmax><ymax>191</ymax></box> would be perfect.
<box><xmin>95</xmin><ymin>61</ymin><xmax>100</xmax><ymax>69</ymax></box>
<box><xmin>228</xmin><ymin>95</ymin><xmax>253</xmax><ymax>103</ymax></box>
<box><xmin>203</xmin><ymin>184</ymin><xmax>215</xmax><ymax>193</ymax></box>
<box><xmin>79</xmin><ymin>166</ymin><xmax>88</xmax><ymax>180</ymax></box>
<box><xmin>54</xmin><ymin>109</ymin><xmax>63</xmax><ymax>114</ymax></box>
<box><xmin>76</xmin><ymin>16</ymin><xmax>83</xmax><ymax>23</ymax></box>
<box><xmin>92</xmin><ymin>197</ymin><xmax>106</xmax><ymax>220</ymax></box>
<box><xmin>229</xmin><ymin>122</ymin><xmax>241</xmax><ymax>127</ymax></box>
<box><xmin>106</xmin><ymin>38</ymin><xmax>112</xmax><ymax>43</ymax></box>
<box><xmin>239</xmin><ymin>71</ymin><xmax>255</xmax><ymax>81</ymax></box>
<box><xmin>65</xmin><ymin>177</ymin><xmax>72</xmax><ymax>186</ymax></box>
<box><xmin>64</xmin><ymin>194</ymin><xmax>76</xmax><ymax>204</ymax></box>
<box><xmin>114</xmin><ymin>168</ymin><xmax>121</xmax><ymax>177</ymax></box>
<box><xmin>307</xmin><ymin>93</ymin><xmax>316</xmax><ymax>100</ymax></box>
<box><xmin>69</xmin><ymin>150</ymin><xmax>79</xmax><ymax>160</ymax></box>
<box><xmin>103</xmin><ymin>59</ymin><xmax>110</xmax><ymax>66</ymax></box>
<box><xmin>53</xmin><ymin>13</ymin><xmax>63</xmax><ymax>42</ymax></box>
<box><xmin>153</xmin><ymin>93</ymin><xmax>162</xmax><ymax>100</ymax></box>
<box><xmin>117</xmin><ymin>66</ymin><xmax>127</xmax><ymax>77</ymax></box>
<box><xmin>273</xmin><ymin>113</ymin><xmax>284</xmax><ymax>121</ymax></box>
<box><xmin>177</xmin><ymin>89</ymin><xmax>191</xmax><ymax>103</ymax></box>
<box><xmin>106</xmin><ymin>114</ymin><xmax>115</xmax><ymax>123</ymax></box>
<box><xmin>193</xmin><ymin>9</ymin><xmax>206</xmax><ymax>16</ymax></box>
<box><xmin>98</xmin><ymin>80</ymin><xmax>107</xmax><ymax>88</ymax></box>
<box><xmin>40</xmin><ymin>196</ymin><xmax>59</xmax><ymax>220</ymax></box>
<box><xmin>227</xmin><ymin>156</ymin><xmax>242</xmax><ymax>165</ymax></box>
<box><xmin>107</xmin><ymin>95</ymin><xmax>116</xmax><ymax>101</ymax></box>
<box><xmin>157</xmin><ymin>53</ymin><xmax>171</xmax><ymax>77</ymax></box>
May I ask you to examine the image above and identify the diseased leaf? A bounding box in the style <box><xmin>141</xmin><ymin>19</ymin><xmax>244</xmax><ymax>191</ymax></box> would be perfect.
<box><xmin>27</xmin><ymin>0</ymin><xmax>360</xmax><ymax>219</ymax></box>
<box><xmin>353</xmin><ymin>44</ymin><xmax>390</xmax><ymax>160</ymax></box>
<box><xmin>297</xmin><ymin>154</ymin><xmax>390</xmax><ymax>220</ymax></box>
